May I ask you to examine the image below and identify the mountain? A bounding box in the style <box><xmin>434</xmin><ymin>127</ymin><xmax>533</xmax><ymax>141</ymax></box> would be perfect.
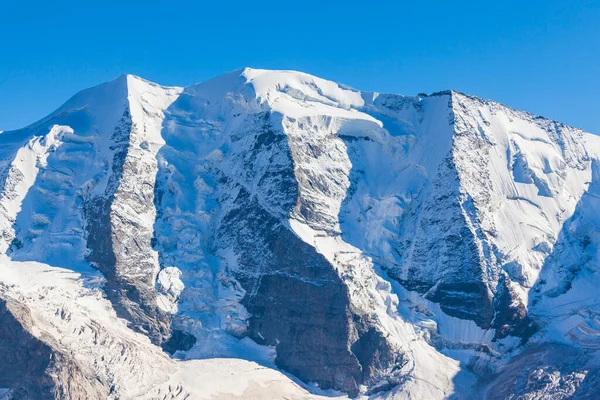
<box><xmin>0</xmin><ymin>68</ymin><xmax>599</xmax><ymax>399</ymax></box>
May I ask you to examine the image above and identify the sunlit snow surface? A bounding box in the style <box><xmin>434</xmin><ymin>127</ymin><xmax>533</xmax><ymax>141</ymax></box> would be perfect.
<box><xmin>0</xmin><ymin>68</ymin><xmax>599</xmax><ymax>399</ymax></box>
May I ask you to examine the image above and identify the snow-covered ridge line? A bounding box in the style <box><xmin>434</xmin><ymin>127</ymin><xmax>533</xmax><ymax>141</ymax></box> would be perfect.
<box><xmin>0</xmin><ymin>68</ymin><xmax>599</xmax><ymax>399</ymax></box>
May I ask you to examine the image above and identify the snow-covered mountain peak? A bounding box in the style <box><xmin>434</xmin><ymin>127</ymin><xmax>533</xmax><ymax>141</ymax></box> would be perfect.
<box><xmin>1</xmin><ymin>69</ymin><xmax>600</xmax><ymax>399</ymax></box>
<box><xmin>242</xmin><ymin>68</ymin><xmax>365</xmax><ymax>107</ymax></box>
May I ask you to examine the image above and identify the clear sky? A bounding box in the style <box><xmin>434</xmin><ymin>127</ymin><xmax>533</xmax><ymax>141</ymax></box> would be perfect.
<box><xmin>1</xmin><ymin>0</ymin><xmax>599</xmax><ymax>133</ymax></box>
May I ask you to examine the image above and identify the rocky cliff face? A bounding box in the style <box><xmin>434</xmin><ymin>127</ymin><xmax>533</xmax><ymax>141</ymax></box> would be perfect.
<box><xmin>0</xmin><ymin>68</ymin><xmax>599</xmax><ymax>399</ymax></box>
<box><xmin>0</xmin><ymin>298</ymin><xmax>106</xmax><ymax>400</ymax></box>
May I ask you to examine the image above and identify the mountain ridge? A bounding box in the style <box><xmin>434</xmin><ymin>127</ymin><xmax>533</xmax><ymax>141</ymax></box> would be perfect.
<box><xmin>0</xmin><ymin>68</ymin><xmax>599</xmax><ymax>399</ymax></box>
<box><xmin>10</xmin><ymin>68</ymin><xmax>590</xmax><ymax>137</ymax></box>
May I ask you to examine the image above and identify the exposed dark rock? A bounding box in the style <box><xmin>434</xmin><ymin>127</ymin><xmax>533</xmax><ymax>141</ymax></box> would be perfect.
<box><xmin>214</xmin><ymin>112</ymin><xmax>399</xmax><ymax>397</ymax></box>
<box><xmin>161</xmin><ymin>330</ymin><xmax>197</xmax><ymax>354</ymax></box>
<box><xmin>389</xmin><ymin>154</ymin><xmax>495</xmax><ymax>329</ymax></box>
<box><xmin>220</xmin><ymin>187</ymin><xmax>363</xmax><ymax>396</ymax></box>
<box><xmin>0</xmin><ymin>298</ymin><xmax>55</xmax><ymax>399</ymax></box>
<box><xmin>83</xmin><ymin>108</ymin><xmax>170</xmax><ymax>344</ymax></box>
<box><xmin>491</xmin><ymin>274</ymin><xmax>537</xmax><ymax>341</ymax></box>
<box><xmin>0</xmin><ymin>298</ymin><xmax>106</xmax><ymax>400</ymax></box>
<box><xmin>483</xmin><ymin>344</ymin><xmax>594</xmax><ymax>400</ymax></box>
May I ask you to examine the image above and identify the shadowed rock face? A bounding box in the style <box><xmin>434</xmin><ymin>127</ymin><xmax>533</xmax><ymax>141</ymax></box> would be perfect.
<box><xmin>483</xmin><ymin>344</ymin><xmax>600</xmax><ymax>400</ymax></box>
<box><xmin>381</xmin><ymin>93</ymin><xmax>544</xmax><ymax>339</ymax></box>
<box><xmin>0</xmin><ymin>299</ymin><xmax>54</xmax><ymax>399</ymax></box>
<box><xmin>491</xmin><ymin>274</ymin><xmax>537</xmax><ymax>340</ymax></box>
<box><xmin>388</xmin><ymin>153</ymin><xmax>496</xmax><ymax>329</ymax></box>
<box><xmin>0</xmin><ymin>299</ymin><xmax>106</xmax><ymax>400</ymax></box>
<box><xmin>84</xmin><ymin>108</ymin><xmax>170</xmax><ymax>344</ymax></box>
<box><xmin>220</xmin><ymin>187</ymin><xmax>364</xmax><ymax>394</ymax></box>
<box><xmin>161</xmin><ymin>329</ymin><xmax>197</xmax><ymax>354</ymax></box>
<box><xmin>214</xmin><ymin>112</ymin><xmax>399</xmax><ymax>396</ymax></box>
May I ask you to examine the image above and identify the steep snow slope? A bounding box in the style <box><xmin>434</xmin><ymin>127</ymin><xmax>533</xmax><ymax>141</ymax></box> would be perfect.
<box><xmin>0</xmin><ymin>68</ymin><xmax>599</xmax><ymax>399</ymax></box>
<box><xmin>0</xmin><ymin>75</ymin><xmax>128</xmax><ymax>262</ymax></box>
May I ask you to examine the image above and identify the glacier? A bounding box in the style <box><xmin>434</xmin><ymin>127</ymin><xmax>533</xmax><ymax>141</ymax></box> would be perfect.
<box><xmin>0</xmin><ymin>68</ymin><xmax>599</xmax><ymax>399</ymax></box>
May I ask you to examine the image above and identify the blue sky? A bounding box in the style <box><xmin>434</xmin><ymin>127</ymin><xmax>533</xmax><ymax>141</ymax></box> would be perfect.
<box><xmin>1</xmin><ymin>0</ymin><xmax>599</xmax><ymax>133</ymax></box>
